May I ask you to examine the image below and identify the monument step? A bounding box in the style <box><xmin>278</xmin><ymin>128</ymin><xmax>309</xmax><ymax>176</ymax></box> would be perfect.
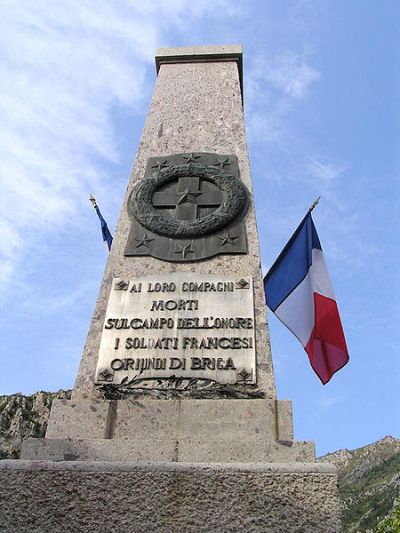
<box><xmin>0</xmin><ymin>459</ymin><xmax>341</xmax><ymax>533</ymax></box>
<box><xmin>45</xmin><ymin>398</ymin><xmax>295</xmax><ymax>445</ymax></box>
<box><xmin>21</xmin><ymin>436</ymin><xmax>314</xmax><ymax>463</ymax></box>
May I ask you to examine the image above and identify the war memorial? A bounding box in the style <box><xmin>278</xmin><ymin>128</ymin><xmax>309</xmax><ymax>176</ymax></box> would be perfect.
<box><xmin>0</xmin><ymin>45</ymin><xmax>341</xmax><ymax>532</ymax></box>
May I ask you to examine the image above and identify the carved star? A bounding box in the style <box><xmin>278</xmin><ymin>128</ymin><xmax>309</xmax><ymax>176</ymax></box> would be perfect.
<box><xmin>175</xmin><ymin>243</ymin><xmax>195</xmax><ymax>258</ymax></box>
<box><xmin>183</xmin><ymin>153</ymin><xmax>200</xmax><ymax>163</ymax></box>
<box><xmin>177</xmin><ymin>188</ymin><xmax>202</xmax><ymax>205</ymax></box>
<box><xmin>135</xmin><ymin>233</ymin><xmax>154</xmax><ymax>248</ymax></box>
<box><xmin>215</xmin><ymin>157</ymin><xmax>230</xmax><ymax>169</ymax></box>
<box><xmin>151</xmin><ymin>159</ymin><xmax>169</xmax><ymax>171</ymax></box>
<box><xmin>217</xmin><ymin>232</ymin><xmax>239</xmax><ymax>246</ymax></box>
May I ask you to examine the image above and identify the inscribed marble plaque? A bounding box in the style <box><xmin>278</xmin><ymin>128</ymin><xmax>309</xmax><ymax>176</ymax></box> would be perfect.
<box><xmin>95</xmin><ymin>273</ymin><xmax>256</xmax><ymax>390</ymax></box>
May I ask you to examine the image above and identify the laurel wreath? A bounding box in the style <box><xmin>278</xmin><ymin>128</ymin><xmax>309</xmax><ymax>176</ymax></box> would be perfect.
<box><xmin>127</xmin><ymin>163</ymin><xmax>249</xmax><ymax>239</ymax></box>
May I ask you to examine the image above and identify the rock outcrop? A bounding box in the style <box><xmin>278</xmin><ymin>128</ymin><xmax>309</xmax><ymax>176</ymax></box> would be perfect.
<box><xmin>0</xmin><ymin>390</ymin><xmax>71</xmax><ymax>459</ymax></box>
<box><xmin>319</xmin><ymin>436</ymin><xmax>400</xmax><ymax>532</ymax></box>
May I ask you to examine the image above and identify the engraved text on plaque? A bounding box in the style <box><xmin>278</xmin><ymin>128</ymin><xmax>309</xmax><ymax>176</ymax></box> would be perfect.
<box><xmin>95</xmin><ymin>273</ymin><xmax>256</xmax><ymax>390</ymax></box>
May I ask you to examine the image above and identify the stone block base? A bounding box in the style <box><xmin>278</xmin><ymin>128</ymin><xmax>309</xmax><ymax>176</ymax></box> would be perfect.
<box><xmin>45</xmin><ymin>398</ymin><xmax>295</xmax><ymax>442</ymax></box>
<box><xmin>21</xmin><ymin>436</ymin><xmax>314</xmax><ymax>463</ymax></box>
<box><xmin>23</xmin><ymin>398</ymin><xmax>314</xmax><ymax>463</ymax></box>
<box><xmin>0</xmin><ymin>460</ymin><xmax>340</xmax><ymax>533</ymax></box>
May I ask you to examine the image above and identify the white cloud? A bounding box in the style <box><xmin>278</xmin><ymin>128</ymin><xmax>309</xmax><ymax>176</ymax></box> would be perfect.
<box><xmin>308</xmin><ymin>157</ymin><xmax>347</xmax><ymax>184</ymax></box>
<box><xmin>249</xmin><ymin>52</ymin><xmax>320</xmax><ymax>101</ymax></box>
<box><xmin>318</xmin><ymin>394</ymin><xmax>346</xmax><ymax>410</ymax></box>
<box><xmin>0</xmin><ymin>0</ymin><xmax>230</xmax><ymax>290</ymax></box>
<box><xmin>263</xmin><ymin>53</ymin><xmax>320</xmax><ymax>99</ymax></box>
<box><xmin>248</xmin><ymin>107</ymin><xmax>287</xmax><ymax>144</ymax></box>
<box><xmin>246</xmin><ymin>51</ymin><xmax>319</xmax><ymax>145</ymax></box>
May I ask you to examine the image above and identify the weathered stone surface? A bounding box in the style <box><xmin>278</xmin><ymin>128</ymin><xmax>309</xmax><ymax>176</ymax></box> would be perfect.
<box><xmin>21</xmin><ymin>437</ymin><xmax>178</xmax><ymax>462</ymax></box>
<box><xmin>35</xmin><ymin>398</ymin><xmax>306</xmax><ymax>462</ymax></box>
<box><xmin>0</xmin><ymin>460</ymin><xmax>341</xmax><ymax>533</ymax></box>
<box><xmin>21</xmin><ymin>437</ymin><xmax>315</xmax><ymax>463</ymax></box>
<box><xmin>155</xmin><ymin>44</ymin><xmax>243</xmax><ymax>82</ymax></box>
<box><xmin>276</xmin><ymin>399</ymin><xmax>294</xmax><ymax>441</ymax></box>
<box><xmin>45</xmin><ymin>399</ymin><xmax>110</xmax><ymax>439</ymax></box>
<box><xmin>73</xmin><ymin>45</ymin><xmax>275</xmax><ymax>400</ymax></box>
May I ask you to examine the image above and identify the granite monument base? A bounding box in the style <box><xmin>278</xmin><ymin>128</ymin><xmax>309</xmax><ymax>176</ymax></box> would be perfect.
<box><xmin>0</xmin><ymin>460</ymin><xmax>341</xmax><ymax>533</ymax></box>
<box><xmin>21</xmin><ymin>398</ymin><xmax>315</xmax><ymax>463</ymax></box>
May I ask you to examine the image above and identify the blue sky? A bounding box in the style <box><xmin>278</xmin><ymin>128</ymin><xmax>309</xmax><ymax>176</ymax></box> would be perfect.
<box><xmin>0</xmin><ymin>0</ymin><xmax>398</xmax><ymax>456</ymax></box>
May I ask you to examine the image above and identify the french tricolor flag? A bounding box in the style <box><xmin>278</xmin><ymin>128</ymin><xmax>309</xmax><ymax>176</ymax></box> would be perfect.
<box><xmin>264</xmin><ymin>212</ymin><xmax>349</xmax><ymax>384</ymax></box>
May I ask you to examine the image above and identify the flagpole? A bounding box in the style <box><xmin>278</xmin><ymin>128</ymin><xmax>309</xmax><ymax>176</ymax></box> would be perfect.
<box><xmin>308</xmin><ymin>195</ymin><xmax>321</xmax><ymax>214</ymax></box>
<box><xmin>89</xmin><ymin>194</ymin><xmax>98</xmax><ymax>209</ymax></box>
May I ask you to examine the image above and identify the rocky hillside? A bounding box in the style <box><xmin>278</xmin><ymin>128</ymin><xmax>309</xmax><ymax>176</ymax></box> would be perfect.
<box><xmin>319</xmin><ymin>436</ymin><xmax>400</xmax><ymax>532</ymax></box>
<box><xmin>0</xmin><ymin>390</ymin><xmax>71</xmax><ymax>459</ymax></box>
<box><xmin>1</xmin><ymin>391</ymin><xmax>399</xmax><ymax>532</ymax></box>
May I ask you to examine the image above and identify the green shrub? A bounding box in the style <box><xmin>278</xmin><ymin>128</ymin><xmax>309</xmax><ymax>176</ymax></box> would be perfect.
<box><xmin>374</xmin><ymin>498</ymin><xmax>400</xmax><ymax>532</ymax></box>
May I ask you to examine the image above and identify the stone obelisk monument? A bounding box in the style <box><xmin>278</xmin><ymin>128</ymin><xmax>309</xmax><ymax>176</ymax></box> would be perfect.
<box><xmin>1</xmin><ymin>45</ymin><xmax>340</xmax><ymax>532</ymax></box>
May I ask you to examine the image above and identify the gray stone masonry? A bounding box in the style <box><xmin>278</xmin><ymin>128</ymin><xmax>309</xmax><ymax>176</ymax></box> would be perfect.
<box><xmin>22</xmin><ymin>44</ymin><xmax>316</xmax><ymax>467</ymax></box>
<box><xmin>0</xmin><ymin>460</ymin><xmax>341</xmax><ymax>533</ymax></box>
<box><xmin>45</xmin><ymin>399</ymin><xmax>294</xmax><ymax>441</ymax></box>
<box><xmin>73</xmin><ymin>44</ymin><xmax>275</xmax><ymax>401</ymax></box>
<box><xmin>21</xmin><ymin>398</ymin><xmax>315</xmax><ymax>463</ymax></box>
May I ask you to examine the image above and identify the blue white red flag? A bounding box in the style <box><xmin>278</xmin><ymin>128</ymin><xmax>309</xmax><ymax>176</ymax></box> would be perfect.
<box><xmin>264</xmin><ymin>212</ymin><xmax>349</xmax><ymax>384</ymax></box>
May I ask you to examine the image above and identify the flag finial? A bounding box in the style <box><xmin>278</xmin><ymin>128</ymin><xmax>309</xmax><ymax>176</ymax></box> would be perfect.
<box><xmin>89</xmin><ymin>194</ymin><xmax>98</xmax><ymax>208</ymax></box>
<box><xmin>308</xmin><ymin>196</ymin><xmax>321</xmax><ymax>214</ymax></box>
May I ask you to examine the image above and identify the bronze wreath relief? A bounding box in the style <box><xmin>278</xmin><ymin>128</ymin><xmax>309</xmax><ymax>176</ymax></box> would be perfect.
<box><xmin>124</xmin><ymin>153</ymin><xmax>249</xmax><ymax>262</ymax></box>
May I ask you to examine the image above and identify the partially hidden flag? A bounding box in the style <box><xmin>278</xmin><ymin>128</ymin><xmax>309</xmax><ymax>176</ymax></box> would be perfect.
<box><xmin>263</xmin><ymin>212</ymin><xmax>349</xmax><ymax>384</ymax></box>
<box><xmin>90</xmin><ymin>194</ymin><xmax>113</xmax><ymax>251</ymax></box>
